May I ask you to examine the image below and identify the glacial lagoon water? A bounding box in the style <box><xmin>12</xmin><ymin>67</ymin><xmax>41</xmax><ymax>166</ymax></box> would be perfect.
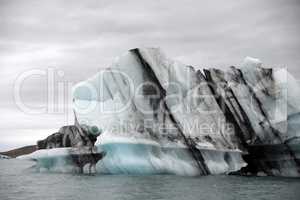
<box><xmin>0</xmin><ymin>159</ymin><xmax>299</xmax><ymax>200</ymax></box>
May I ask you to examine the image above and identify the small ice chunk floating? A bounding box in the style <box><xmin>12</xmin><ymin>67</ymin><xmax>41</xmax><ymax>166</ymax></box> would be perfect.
<box><xmin>20</xmin><ymin>48</ymin><xmax>300</xmax><ymax>177</ymax></box>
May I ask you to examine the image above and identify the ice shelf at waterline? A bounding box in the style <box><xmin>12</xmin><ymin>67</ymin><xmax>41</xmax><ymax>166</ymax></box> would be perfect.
<box><xmin>20</xmin><ymin>48</ymin><xmax>300</xmax><ymax>176</ymax></box>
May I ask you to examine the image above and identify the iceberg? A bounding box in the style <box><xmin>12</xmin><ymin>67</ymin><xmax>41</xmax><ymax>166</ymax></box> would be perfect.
<box><xmin>20</xmin><ymin>47</ymin><xmax>300</xmax><ymax>177</ymax></box>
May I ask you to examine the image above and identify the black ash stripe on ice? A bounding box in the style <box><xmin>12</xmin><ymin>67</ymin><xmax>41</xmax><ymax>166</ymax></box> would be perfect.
<box><xmin>131</xmin><ymin>48</ymin><xmax>210</xmax><ymax>175</ymax></box>
<box><xmin>203</xmin><ymin>69</ymin><xmax>257</xmax><ymax>147</ymax></box>
<box><xmin>234</xmin><ymin>67</ymin><xmax>300</xmax><ymax>173</ymax></box>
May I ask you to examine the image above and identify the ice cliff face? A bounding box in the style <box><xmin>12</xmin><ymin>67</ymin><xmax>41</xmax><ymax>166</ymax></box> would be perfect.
<box><xmin>72</xmin><ymin>48</ymin><xmax>300</xmax><ymax>176</ymax></box>
<box><xmin>205</xmin><ymin>58</ymin><xmax>300</xmax><ymax>176</ymax></box>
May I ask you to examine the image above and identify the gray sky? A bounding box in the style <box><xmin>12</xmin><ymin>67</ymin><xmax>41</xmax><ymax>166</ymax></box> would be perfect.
<box><xmin>0</xmin><ymin>0</ymin><xmax>300</xmax><ymax>151</ymax></box>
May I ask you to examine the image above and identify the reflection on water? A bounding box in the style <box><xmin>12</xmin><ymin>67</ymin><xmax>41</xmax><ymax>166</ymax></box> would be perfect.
<box><xmin>0</xmin><ymin>159</ymin><xmax>299</xmax><ymax>200</ymax></box>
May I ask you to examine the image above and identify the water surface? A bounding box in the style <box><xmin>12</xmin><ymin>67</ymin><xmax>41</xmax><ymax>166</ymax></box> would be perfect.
<box><xmin>0</xmin><ymin>159</ymin><xmax>299</xmax><ymax>200</ymax></box>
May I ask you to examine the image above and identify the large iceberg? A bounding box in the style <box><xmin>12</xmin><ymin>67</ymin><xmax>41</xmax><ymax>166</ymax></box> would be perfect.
<box><xmin>20</xmin><ymin>48</ymin><xmax>300</xmax><ymax>177</ymax></box>
<box><xmin>71</xmin><ymin>48</ymin><xmax>300</xmax><ymax>176</ymax></box>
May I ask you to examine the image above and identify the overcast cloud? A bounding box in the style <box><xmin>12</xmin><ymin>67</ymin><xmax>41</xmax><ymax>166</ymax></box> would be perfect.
<box><xmin>0</xmin><ymin>0</ymin><xmax>300</xmax><ymax>151</ymax></box>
